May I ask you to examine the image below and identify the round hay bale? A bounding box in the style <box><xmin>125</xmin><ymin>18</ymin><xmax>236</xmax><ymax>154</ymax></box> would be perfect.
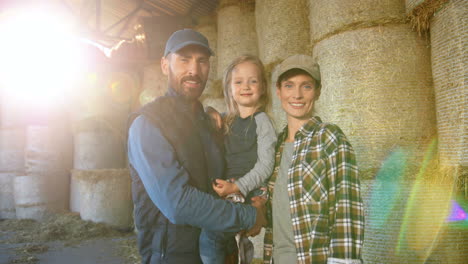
<box><xmin>75</xmin><ymin>169</ymin><xmax>133</xmax><ymax>230</ymax></box>
<box><xmin>69</xmin><ymin>171</ymin><xmax>81</xmax><ymax>213</ymax></box>
<box><xmin>216</xmin><ymin>1</ymin><xmax>258</xmax><ymax>79</ymax></box>
<box><xmin>255</xmin><ymin>0</ymin><xmax>310</xmax><ymax>64</ymax></box>
<box><xmin>70</xmin><ymin>71</ymin><xmax>134</xmax><ymax>129</ymax></box>
<box><xmin>308</xmin><ymin>0</ymin><xmax>406</xmax><ymax>43</ymax></box>
<box><xmin>0</xmin><ymin>173</ymin><xmax>16</xmax><ymax>219</ymax></box>
<box><xmin>139</xmin><ymin>62</ymin><xmax>168</xmax><ymax>106</ymax></box>
<box><xmin>361</xmin><ymin>178</ymin><xmax>468</xmax><ymax>263</ymax></box>
<box><xmin>430</xmin><ymin>0</ymin><xmax>467</xmax><ymax>167</ymax></box>
<box><xmin>25</xmin><ymin>125</ymin><xmax>73</xmax><ymax>177</ymax></box>
<box><xmin>312</xmin><ymin>24</ymin><xmax>437</xmax><ymax>170</ymax></box>
<box><xmin>195</xmin><ymin>15</ymin><xmax>220</xmax><ymax>97</ymax></box>
<box><xmin>14</xmin><ymin>175</ymin><xmax>69</xmax><ymax>220</ymax></box>
<box><xmin>0</xmin><ymin>128</ymin><xmax>25</xmax><ymax>173</ymax></box>
<box><xmin>73</xmin><ymin>119</ymin><xmax>126</xmax><ymax>170</ymax></box>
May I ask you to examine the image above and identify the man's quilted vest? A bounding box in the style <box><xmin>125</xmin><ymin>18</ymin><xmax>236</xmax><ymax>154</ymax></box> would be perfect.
<box><xmin>128</xmin><ymin>95</ymin><xmax>224</xmax><ymax>264</ymax></box>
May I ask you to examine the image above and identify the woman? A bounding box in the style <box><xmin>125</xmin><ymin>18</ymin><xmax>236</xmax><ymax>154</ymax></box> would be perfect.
<box><xmin>263</xmin><ymin>55</ymin><xmax>365</xmax><ymax>264</ymax></box>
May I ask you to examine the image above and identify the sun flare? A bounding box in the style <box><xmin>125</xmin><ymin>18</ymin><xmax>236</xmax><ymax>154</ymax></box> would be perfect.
<box><xmin>0</xmin><ymin>7</ymin><xmax>82</xmax><ymax>108</ymax></box>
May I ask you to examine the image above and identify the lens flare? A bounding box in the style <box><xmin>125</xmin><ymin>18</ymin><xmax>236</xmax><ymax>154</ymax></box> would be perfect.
<box><xmin>0</xmin><ymin>7</ymin><xmax>82</xmax><ymax>110</ymax></box>
<box><xmin>368</xmin><ymin>148</ymin><xmax>407</xmax><ymax>229</ymax></box>
<box><xmin>447</xmin><ymin>200</ymin><xmax>467</xmax><ymax>222</ymax></box>
<box><xmin>396</xmin><ymin>139</ymin><xmax>456</xmax><ymax>262</ymax></box>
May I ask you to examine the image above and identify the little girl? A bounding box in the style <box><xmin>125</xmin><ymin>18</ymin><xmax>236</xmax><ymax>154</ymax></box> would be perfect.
<box><xmin>200</xmin><ymin>55</ymin><xmax>277</xmax><ymax>264</ymax></box>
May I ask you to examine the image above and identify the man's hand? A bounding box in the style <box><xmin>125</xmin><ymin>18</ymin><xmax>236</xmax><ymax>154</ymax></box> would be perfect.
<box><xmin>205</xmin><ymin>106</ymin><xmax>223</xmax><ymax>130</ymax></box>
<box><xmin>245</xmin><ymin>196</ymin><xmax>267</xmax><ymax>237</ymax></box>
<box><xmin>212</xmin><ymin>179</ymin><xmax>240</xmax><ymax>197</ymax></box>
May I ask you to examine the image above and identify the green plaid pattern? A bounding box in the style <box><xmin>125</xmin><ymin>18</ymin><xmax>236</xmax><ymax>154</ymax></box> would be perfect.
<box><xmin>263</xmin><ymin>117</ymin><xmax>365</xmax><ymax>264</ymax></box>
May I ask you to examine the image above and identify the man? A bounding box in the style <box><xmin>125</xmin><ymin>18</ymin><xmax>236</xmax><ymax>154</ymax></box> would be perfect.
<box><xmin>127</xmin><ymin>29</ymin><xmax>266</xmax><ymax>264</ymax></box>
<box><xmin>263</xmin><ymin>55</ymin><xmax>365</xmax><ymax>264</ymax></box>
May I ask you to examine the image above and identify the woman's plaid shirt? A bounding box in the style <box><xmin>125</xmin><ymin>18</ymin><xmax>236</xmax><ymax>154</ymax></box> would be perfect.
<box><xmin>263</xmin><ymin>117</ymin><xmax>365</xmax><ymax>264</ymax></box>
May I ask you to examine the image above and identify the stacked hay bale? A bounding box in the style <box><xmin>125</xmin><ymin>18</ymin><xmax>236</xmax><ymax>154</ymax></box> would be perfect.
<box><xmin>308</xmin><ymin>0</ymin><xmax>442</xmax><ymax>262</ymax></box>
<box><xmin>255</xmin><ymin>0</ymin><xmax>310</xmax><ymax>65</ymax></box>
<box><xmin>309</xmin><ymin>0</ymin><xmax>406</xmax><ymax>45</ymax></box>
<box><xmin>70</xmin><ymin>70</ymin><xmax>134</xmax><ymax>227</ymax></box>
<box><xmin>0</xmin><ymin>172</ymin><xmax>16</xmax><ymax>219</ymax></box>
<box><xmin>0</xmin><ymin>91</ymin><xmax>26</xmax><ymax>219</ymax></box>
<box><xmin>256</xmin><ymin>0</ymin><xmax>311</xmax><ymax>131</ymax></box>
<box><xmin>195</xmin><ymin>15</ymin><xmax>219</xmax><ymax>97</ymax></box>
<box><xmin>72</xmin><ymin>169</ymin><xmax>133</xmax><ymax>230</ymax></box>
<box><xmin>195</xmin><ymin>15</ymin><xmax>227</xmax><ymax>112</ymax></box>
<box><xmin>427</xmin><ymin>0</ymin><xmax>467</xmax><ymax>172</ymax></box>
<box><xmin>309</xmin><ymin>0</ymin><xmax>436</xmax><ymax>171</ymax></box>
<box><xmin>15</xmin><ymin>123</ymin><xmax>73</xmax><ymax>220</ymax></box>
<box><xmin>216</xmin><ymin>0</ymin><xmax>258</xmax><ymax>79</ymax></box>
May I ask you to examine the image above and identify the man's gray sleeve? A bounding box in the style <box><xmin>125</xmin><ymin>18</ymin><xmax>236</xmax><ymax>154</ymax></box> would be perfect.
<box><xmin>236</xmin><ymin>112</ymin><xmax>277</xmax><ymax>196</ymax></box>
<box><xmin>128</xmin><ymin>115</ymin><xmax>256</xmax><ymax>232</ymax></box>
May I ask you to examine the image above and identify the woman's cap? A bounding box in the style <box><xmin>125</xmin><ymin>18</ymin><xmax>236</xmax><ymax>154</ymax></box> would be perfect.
<box><xmin>276</xmin><ymin>54</ymin><xmax>321</xmax><ymax>83</ymax></box>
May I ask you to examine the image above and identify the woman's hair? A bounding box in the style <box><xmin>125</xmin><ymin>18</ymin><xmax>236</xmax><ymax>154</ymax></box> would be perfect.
<box><xmin>222</xmin><ymin>55</ymin><xmax>270</xmax><ymax>133</ymax></box>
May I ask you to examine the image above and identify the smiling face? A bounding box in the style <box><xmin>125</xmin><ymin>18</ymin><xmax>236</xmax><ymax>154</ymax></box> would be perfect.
<box><xmin>161</xmin><ymin>44</ymin><xmax>210</xmax><ymax>100</ymax></box>
<box><xmin>230</xmin><ymin>61</ymin><xmax>263</xmax><ymax>116</ymax></box>
<box><xmin>276</xmin><ymin>71</ymin><xmax>321</xmax><ymax>128</ymax></box>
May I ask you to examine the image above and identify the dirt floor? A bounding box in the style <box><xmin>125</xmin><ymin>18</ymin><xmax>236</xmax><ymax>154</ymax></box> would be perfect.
<box><xmin>0</xmin><ymin>213</ymin><xmax>140</xmax><ymax>264</ymax></box>
<box><xmin>0</xmin><ymin>213</ymin><xmax>265</xmax><ymax>264</ymax></box>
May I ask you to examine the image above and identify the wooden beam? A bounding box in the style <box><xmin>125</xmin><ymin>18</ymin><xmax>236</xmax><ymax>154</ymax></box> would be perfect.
<box><xmin>144</xmin><ymin>0</ymin><xmax>176</xmax><ymax>16</ymax></box>
<box><xmin>103</xmin><ymin>5</ymin><xmax>142</xmax><ymax>34</ymax></box>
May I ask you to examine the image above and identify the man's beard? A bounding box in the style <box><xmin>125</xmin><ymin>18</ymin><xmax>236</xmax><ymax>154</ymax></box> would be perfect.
<box><xmin>169</xmin><ymin>73</ymin><xmax>205</xmax><ymax>100</ymax></box>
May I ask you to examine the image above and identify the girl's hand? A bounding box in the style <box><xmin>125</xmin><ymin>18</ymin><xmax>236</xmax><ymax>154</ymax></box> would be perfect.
<box><xmin>212</xmin><ymin>179</ymin><xmax>240</xmax><ymax>197</ymax></box>
<box><xmin>205</xmin><ymin>106</ymin><xmax>223</xmax><ymax>130</ymax></box>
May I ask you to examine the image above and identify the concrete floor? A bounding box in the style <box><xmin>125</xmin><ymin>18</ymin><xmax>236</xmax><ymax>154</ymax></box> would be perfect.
<box><xmin>0</xmin><ymin>232</ymin><xmax>133</xmax><ymax>264</ymax></box>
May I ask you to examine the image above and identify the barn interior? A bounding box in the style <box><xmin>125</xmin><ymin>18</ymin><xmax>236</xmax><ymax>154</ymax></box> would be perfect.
<box><xmin>0</xmin><ymin>0</ymin><xmax>466</xmax><ymax>263</ymax></box>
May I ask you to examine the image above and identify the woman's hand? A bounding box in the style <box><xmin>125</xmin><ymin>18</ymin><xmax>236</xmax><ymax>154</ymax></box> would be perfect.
<box><xmin>205</xmin><ymin>106</ymin><xmax>223</xmax><ymax>130</ymax></box>
<box><xmin>212</xmin><ymin>179</ymin><xmax>240</xmax><ymax>197</ymax></box>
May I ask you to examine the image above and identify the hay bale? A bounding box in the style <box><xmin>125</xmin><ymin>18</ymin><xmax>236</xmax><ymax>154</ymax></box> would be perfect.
<box><xmin>24</xmin><ymin>125</ymin><xmax>72</xmax><ymax>177</ymax></box>
<box><xmin>74</xmin><ymin>169</ymin><xmax>133</xmax><ymax>230</ymax></box>
<box><xmin>216</xmin><ymin>0</ymin><xmax>258</xmax><ymax>79</ymax></box>
<box><xmin>0</xmin><ymin>128</ymin><xmax>25</xmax><ymax>173</ymax></box>
<box><xmin>255</xmin><ymin>0</ymin><xmax>310</xmax><ymax>65</ymax></box>
<box><xmin>14</xmin><ymin>175</ymin><xmax>69</xmax><ymax>220</ymax></box>
<box><xmin>312</xmin><ymin>24</ymin><xmax>437</xmax><ymax>170</ymax></box>
<box><xmin>69</xmin><ymin>172</ymin><xmax>81</xmax><ymax>213</ymax></box>
<box><xmin>308</xmin><ymin>0</ymin><xmax>406</xmax><ymax>44</ymax></box>
<box><xmin>0</xmin><ymin>173</ymin><xmax>16</xmax><ymax>219</ymax></box>
<box><xmin>430</xmin><ymin>0</ymin><xmax>467</xmax><ymax>167</ymax></box>
<box><xmin>195</xmin><ymin>15</ymin><xmax>220</xmax><ymax>97</ymax></box>
<box><xmin>70</xmin><ymin>71</ymin><xmax>134</xmax><ymax>130</ymax></box>
<box><xmin>139</xmin><ymin>62</ymin><xmax>168</xmax><ymax>106</ymax></box>
<box><xmin>73</xmin><ymin>118</ymin><xmax>126</xmax><ymax>170</ymax></box>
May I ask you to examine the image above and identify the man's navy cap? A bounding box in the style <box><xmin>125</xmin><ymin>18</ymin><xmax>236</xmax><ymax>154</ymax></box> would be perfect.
<box><xmin>164</xmin><ymin>29</ymin><xmax>214</xmax><ymax>57</ymax></box>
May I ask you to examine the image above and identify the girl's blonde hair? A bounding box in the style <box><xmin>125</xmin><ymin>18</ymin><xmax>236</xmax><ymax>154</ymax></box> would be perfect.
<box><xmin>222</xmin><ymin>55</ymin><xmax>270</xmax><ymax>133</ymax></box>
